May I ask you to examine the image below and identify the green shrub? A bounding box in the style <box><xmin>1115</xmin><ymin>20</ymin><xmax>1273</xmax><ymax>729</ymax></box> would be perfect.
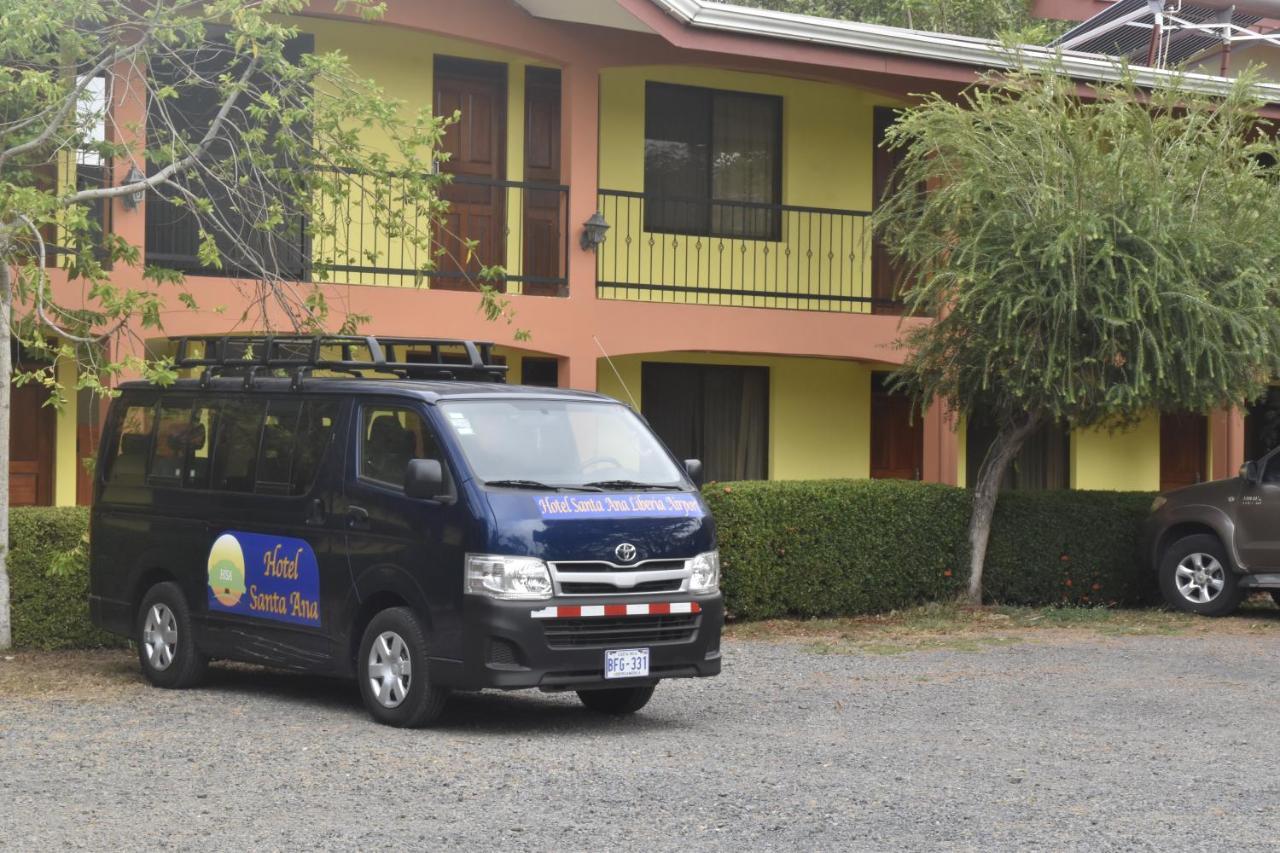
<box><xmin>704</xmin><ymin>479</ymin><xmax>1158</xmax><ymax>620</ymax></box>
<box><xmin>984</xmin><ymin>490</ymin><xmax>1157</xmax><ymax>607</ymax></box>
<box><xmin>704</xmin><ymin>479</ymin><xmax>970</xmax><ymax>620</ymax></box>
<box><xmin>9</xmin><ymin>506</ymin><xmax>123</xmax><ymax>650</ymax></box>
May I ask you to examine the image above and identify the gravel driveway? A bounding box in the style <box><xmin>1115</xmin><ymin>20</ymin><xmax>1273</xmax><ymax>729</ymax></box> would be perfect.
<box><xmin>3</xmin><ymin>631</ymin><xmax>1279</xmax><ymax>851</ymax></box>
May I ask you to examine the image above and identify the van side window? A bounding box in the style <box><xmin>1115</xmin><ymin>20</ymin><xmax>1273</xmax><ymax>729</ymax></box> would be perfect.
<box><xmin>149</xmin><ymin>400</ymin><xmax>194</xmax><ymax>482</ymax></box>
<box><xmin>107</xmin><ymin>403</ymin><xmax>155</xmax><ymax>485</ymax></box>
<box><xmin>210</xmin><ymin>398</ymin><xmax>267</xmax><ymax>493</ymax></box>
<box><xmin>256</xmin><ymin>400</ymin><xmax>302</xmax><ymax>494</ymax></box>
<box><xmin>359</xmin><ymin>406</ymin><xmax>443</xmax><ymax>490</ymax></box>
<box><xmin>292</xmin><ymin>401</ymin><xmax>339</xmax><ymax>495</ymax></box>
<box><xmin>184</xmin><ymin>404</ymin><xmax>216</xmax><ymax>489</ymax></box>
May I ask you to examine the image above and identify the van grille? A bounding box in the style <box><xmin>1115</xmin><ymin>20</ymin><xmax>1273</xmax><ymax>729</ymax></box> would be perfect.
<box><xmin>559</xmin><ymin>578</ymin><xmax>684</xmax><ymax>595</ymax></box>
<box><xmin>542</xmin><ymin>614</ymin><xmax>699</xmax><ymax>649</ymax></box>
<box><xmin>554</xmin><ymin>559</ymin><xmax>686</xmax><ymax>573</ymax></box>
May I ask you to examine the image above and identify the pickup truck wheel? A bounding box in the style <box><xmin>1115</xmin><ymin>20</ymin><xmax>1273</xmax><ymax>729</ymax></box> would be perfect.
<box><xmin>136</xmin><ymin>582</ymin><xmax>208</xmax><ymax>688</ymax></box>
<box><xmin>577</xmin><ymin>685</ymin><xmax>655</xmax><ymax>715</ymax></box>
<box><xmin>357</xmin><ymin>607</ymin><xmax>449</xmax><ymax>728</ymax></box>
<box><xmin>1159</xmin><ymin>534</ymin><xmax>1243</xmax><ymax>617</ymax></box>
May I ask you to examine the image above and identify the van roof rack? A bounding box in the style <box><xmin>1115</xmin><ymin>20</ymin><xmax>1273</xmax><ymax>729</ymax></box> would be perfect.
<box><xmin>169</xmin><ymin>334</ymin><xmax>508</xmax><ymax>389</ymax></box>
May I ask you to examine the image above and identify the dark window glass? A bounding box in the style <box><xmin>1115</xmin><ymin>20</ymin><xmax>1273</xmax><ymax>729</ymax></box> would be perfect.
<box><xmin>521</xmin><ymin>357</ymin><xmax>559</xmax><ymax>388</ymax></box>
<box><xmin>291</xmin><ymin>401</ymin><xmax>339</xmax><ymax>495</ymax></box>
<box><xmin>185</xmin><ymin>404</ymin><xmax>216</xmax><ymax>489</ymax></box>
<box><xmin>210</xmin><ymin>398</ymin><xmax>268</xmax><ymax>493</ymax></box>
<box><xmin>359</xmin><ymin>407</ymin><xmax>445</xmax><ymax>490</ymax></box>
<box><xmin>255</xmin><ymin>400</ymin><xmax>303</xmax><ymax>494</ymax></box>
<box><xmin>965</xmin><ymin>412</ymin><xmax>1070</xmax><ymax>491</ymax></box>
<box><xmin>644</xmin><ymin>83</ymin><xmax>781</xmax><ymax>240</ymax></box>
<box><xmin>640</xmin><ymin>362</ymin><xmax>769</xmax><ymax>482</ymax></box>
<box><xmin>149</xmin><ymin>400</ymin><xmax>194</xmax><ymax>482</ymax></box>
<box><xmin>107</xmin><ymin>403</ymin><xmax>155</xmax><ymax>485</ymax></box>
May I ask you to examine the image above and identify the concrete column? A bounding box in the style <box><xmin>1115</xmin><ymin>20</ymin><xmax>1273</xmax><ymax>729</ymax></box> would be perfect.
<box><xmin>557</xmin><ymin>349</ymin><xmax>598</xmax><ymax>392</ymax></box>
<box><xmin>108</xmin><ymin>57</ymin><xmax>147</xmax><ymax>253</ymax></box>
<box><xmin>53</xmin><ymin>358</ymin><xmax>78</xmax><ymax>507</ymax></box>
<box><xmin>1211</xmin><ymin>407</ymin><xmax>1246</xmax><ymax>481</ymax></box>
<box><xmin>559</xmin><ymin>62</ymin><xmax>600</xmax><ymax>305</ymax></box>
<box><xmin>922</xmin><ymin>399</ymin><xmax>959</xmax><ymax>486</ymax></box>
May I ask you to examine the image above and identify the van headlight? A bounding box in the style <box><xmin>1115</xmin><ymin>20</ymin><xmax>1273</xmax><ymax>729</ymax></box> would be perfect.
<box><xmin>1151</xmin><ymin>496</ymin><xmax>1167</xmax><ymax>513</ymax></box>
<box><xmin>687</xmin><ymin>551</ymin><xmax>720</xmax><ymax>595</ymax></box>
<box><xmin>465</xmin><ymin>554</ymin><xmax>553</xmax><ymax>600</ymax></box>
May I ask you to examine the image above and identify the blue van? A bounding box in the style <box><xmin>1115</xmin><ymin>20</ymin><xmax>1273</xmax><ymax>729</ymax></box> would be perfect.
<box><xmin>88</xmin><ymin>335</ymin><xmax>723</xmax><ymax>727</ymax></box>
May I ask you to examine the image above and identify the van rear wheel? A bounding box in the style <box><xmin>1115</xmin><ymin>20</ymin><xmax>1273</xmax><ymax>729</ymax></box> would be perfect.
<box><xmin>1159</xmin><ymin>534</ymin><xmax>1243</xmax><ymax>617</ymax></box>
<box><xmin>577</xmin><ymin>685</ymin><xmax>655</xmax><ymax>715</ymax></box>
<box><xmin>136</xmin><ymin>582</ymin><xmax>207</xmax><ymax>688</ymax></box>
<box><xmin>357</xmin><ymin>607</ymin><xmax>448</xmax><ymax>728</ymax></box>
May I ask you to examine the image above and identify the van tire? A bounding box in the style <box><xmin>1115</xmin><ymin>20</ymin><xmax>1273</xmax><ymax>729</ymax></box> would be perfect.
<box><xmin>577</xmin><ymin>685</ymin><xmax>656</xmax><ymax>715</ymax></box>
<box><xmin>357</xmin><ymin>607</ymin><xmax>448</xmax><ymax>728</ymax></box>
<box><xmin>136</xmin><ymin>582</ymin><xmax>208</xmax><ymax>689</ymax></box>
<box><xmin>1159</xmin><ymin>534</ymin><xmax>1243</xmax><ymax>617</ymax></box>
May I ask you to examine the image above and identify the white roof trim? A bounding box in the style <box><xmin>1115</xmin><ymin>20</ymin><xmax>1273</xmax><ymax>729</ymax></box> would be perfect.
<box><xmin>647</xmin><ymin>0</ymin><xmax>1280</xmax><ymax>102</ymax></box>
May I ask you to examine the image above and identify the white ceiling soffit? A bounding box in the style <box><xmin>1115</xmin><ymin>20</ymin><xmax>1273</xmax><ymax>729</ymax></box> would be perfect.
<box><xmin>647</xmin><ymin>0</ymin><xmax>1280</xmax><ymax>102</ymax></box>
<box><xmin>512</xmin><ymin>0</ymin><xmax>655</xmax><ymax>33</ymax></box>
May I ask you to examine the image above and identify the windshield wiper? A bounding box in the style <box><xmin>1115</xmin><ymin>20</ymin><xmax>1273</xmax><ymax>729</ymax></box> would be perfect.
<box><xmin>484</xmin><ymin>479</ymin><xmax>603</xmax><ymax>492</ymax></box>
<box><xmin>581</xmin><ymin>479</ymin><xmax>681</xmax><ymax>491</ymax></box>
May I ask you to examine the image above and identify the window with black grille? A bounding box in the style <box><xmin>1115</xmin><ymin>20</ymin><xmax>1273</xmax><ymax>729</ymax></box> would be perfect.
<box><xmin>643</xmin><ymin>82</ymin><xmax>782</xmax><ymax>241</ymax></box>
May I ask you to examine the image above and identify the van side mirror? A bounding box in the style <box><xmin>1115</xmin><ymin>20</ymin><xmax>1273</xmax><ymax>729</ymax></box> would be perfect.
<box><xmin>405</xmin><ymin>458</ymin><xmax>445</xmax><ymax>500</ymax></box>
<box><xmin>1242</xmin><ymin>460</ymin><xmax>1261</xmax><ymax>485</ymax></box>
<box><xmin>684</xmin><ymin>459</ymin><xmax>703</xmax><ymax>488</ymax></box>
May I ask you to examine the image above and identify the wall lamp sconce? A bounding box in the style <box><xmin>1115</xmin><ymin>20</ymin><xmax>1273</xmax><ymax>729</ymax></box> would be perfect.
<box><xmin>122</xmin><ymin>164</ymin><xmax>146</xmax><ymax>210</ymax></box>
<box><xmin>580</xmin><ymin>211</ymin><xmax>610</xmax><ymax>251</ymax></box>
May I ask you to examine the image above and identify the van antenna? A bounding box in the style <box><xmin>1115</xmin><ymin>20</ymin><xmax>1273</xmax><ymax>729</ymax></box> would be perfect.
<box><xmin>593</xmin><ymin>335</ymin><xmax>638</xmax><ymax>410</ymax></box>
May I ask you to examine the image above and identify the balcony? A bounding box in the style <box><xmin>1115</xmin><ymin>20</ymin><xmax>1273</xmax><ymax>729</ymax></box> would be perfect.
<box><xmin>596</xmin><ymin>190</ymin><xmax>898</xmax><ymax>314</ymax></box>
<box><xmin>144</xmin><ymin>173</ymin><xmax>570</xmax><ymax>295</ymax></box>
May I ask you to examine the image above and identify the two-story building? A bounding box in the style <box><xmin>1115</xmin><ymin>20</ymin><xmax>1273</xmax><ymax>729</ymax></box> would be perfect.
<box><xmin>26</xmin><ymin>0</ymin><xmax>1280</xmax><ymax>507</ymax></box>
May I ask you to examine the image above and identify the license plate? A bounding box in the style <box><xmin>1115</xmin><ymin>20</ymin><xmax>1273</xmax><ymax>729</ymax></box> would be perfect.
<box><xmin>604</xmin><ymin>647</ymin><xmax>650</xmax><ymax>679</ymax></box>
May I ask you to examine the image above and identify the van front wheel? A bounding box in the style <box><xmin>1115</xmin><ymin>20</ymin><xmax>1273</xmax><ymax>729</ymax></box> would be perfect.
<box><xmin>357</xmin><ymin>607</ymin><xmax>448</xmax><ymax>727</ymax></box>
<box><xmin>136</xmin><ymin>582</ymin><xmax>207</xmax><ymax>688</ymax></box>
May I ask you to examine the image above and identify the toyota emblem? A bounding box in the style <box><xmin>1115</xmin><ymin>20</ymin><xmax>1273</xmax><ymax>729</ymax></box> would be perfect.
<box><xmin>615</xmin><ymin>543</ymin><xmax>638</xmax><ymax>563</ymax></box>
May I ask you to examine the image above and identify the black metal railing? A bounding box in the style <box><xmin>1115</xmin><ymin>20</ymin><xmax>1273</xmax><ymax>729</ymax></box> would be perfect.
<box><xmin>596</xmin><ymin>190</ymin><xmax>885</xmax><ymax>313</ymax></box>
<box><xmin>145</xmin><ymin>173</ymin><xmax>570</xmax><ymax>296</ymax></box>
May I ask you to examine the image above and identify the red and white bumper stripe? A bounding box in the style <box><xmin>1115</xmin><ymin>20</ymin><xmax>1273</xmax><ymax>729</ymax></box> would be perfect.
<box><xmin>530</xmin><ymin>601</ymin><xmax>701</xmax><ymax>619</ymax></box>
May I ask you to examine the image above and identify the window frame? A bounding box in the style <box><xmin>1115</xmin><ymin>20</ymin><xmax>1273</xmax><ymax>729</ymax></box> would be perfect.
<box><xmin>643</xmin><ymin>81</ymin><xmax>784</xmax><ymax>242</ymax></box>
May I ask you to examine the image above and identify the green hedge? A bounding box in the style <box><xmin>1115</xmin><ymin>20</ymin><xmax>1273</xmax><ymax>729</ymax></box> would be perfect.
<box><xmin>6</xmin><ymin>483</ymin><xmax>1159</xmax><ymax>647</ymax></box>
<box><xmin>9</xmin><ymin>506</ymin><xmax>123</xmax><ymax>650</ymax></box>
<box><xmin>704</xmin><ymin>479</ymin><xmax>1157</xmax><ymax>620</ymax></box>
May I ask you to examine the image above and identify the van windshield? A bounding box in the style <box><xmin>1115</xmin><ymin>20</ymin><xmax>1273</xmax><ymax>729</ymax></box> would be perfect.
<box><xmin>439</xmin><ymin>399</ymin><xmax>686</xmax><ymax>490</ymax></box>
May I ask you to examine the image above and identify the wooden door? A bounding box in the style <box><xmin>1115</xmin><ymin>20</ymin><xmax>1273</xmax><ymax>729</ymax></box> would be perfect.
<box><xmin>522</xmin><ymin>67</ymin><xmax>563</xmax><ymax>297</ymax></box>
<box><xmin>870</xmin><ymin>376</ymin><xmax>923</xmax><ymax>480</ymax></box>
<box><xmin>871</xmin><ymin>107</ymin><xmax>906</xmax><ymax>315</ymax></box>
<box><xmin>11</xmin><ymin>370</ymin><xmax>56</xmax><ymax>506</ymax></box>
<box><xmin>435</xmin><ymin>57</ymin><xmax>507</xmax><ymax>291</ymax></box>
<box><xmin>1160</xmin><ymin>412</ymin><xmax>1207</xmax><ymax>491</ymax></box>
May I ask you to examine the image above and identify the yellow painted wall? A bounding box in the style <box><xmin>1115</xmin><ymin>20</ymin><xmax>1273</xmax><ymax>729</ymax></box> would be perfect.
<box><xmin>54</xmin><ymin>358</ymin><xmax>78</xmax><ymax>507</ymax></box>
<box><xmin>597</xmin><ymin>66</ymin><xmax>898</xmax><ymax>313</ymax></box>
<box><xmin>1070</xmin><ymin>415</ymin><xmax>1161</xmax><ymax>491</ymax></box>
<box><xmin>300</xmin><ymin>18</ymin><xmax>556</xmax><ymax>289</ymax></box>
<box><xmin>596</xmin><ymin>352</ymin><xmax>871</xmax><ymax>480</ymax></box>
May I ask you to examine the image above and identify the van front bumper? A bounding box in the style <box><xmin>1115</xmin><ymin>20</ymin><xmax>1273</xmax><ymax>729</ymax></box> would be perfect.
<box><xmin>429</xmin><ymin>594</ymin><xmax>724</xmax><ymax>691</ymax></box>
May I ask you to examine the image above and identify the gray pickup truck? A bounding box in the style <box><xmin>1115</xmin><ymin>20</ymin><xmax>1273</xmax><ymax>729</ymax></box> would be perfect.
<box><xmin>1146</xmin><ymin>454</ymin><xmax>1280</xmax><ymax>616</ymax></box>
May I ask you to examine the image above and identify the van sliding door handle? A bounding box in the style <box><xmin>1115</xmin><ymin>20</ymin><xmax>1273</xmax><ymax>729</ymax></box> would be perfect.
<box><xmin>346</xmin><ymin>506</ymin><xmax>370</xmax><ymax>530</ymax></box>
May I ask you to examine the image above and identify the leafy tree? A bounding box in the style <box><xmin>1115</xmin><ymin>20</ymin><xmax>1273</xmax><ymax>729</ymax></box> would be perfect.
<box><xmin>0</xmin><ymin>0</ymin><xmax>515</xmax><ymax>648</ymax></box>
<box><xmin>874</xmin><ymin>69</ymin><xmax>1280</xmax><ymax>603</ymax></box>
<box><xmin>738</xmin><ymin>0</ymin><xmax>1067</xmax><ymax>43</ymax></box>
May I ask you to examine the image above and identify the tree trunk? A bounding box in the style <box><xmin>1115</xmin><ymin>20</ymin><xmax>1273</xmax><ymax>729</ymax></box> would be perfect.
<box><xmin>0</xmin><ymin>264</ymin><xmax>11</xmax><ymax>649</ymax></box>
<box><xmin>966</xmin><ymin>412</ymin><xmax>1042</xmax><ymax>605</ymax></box>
